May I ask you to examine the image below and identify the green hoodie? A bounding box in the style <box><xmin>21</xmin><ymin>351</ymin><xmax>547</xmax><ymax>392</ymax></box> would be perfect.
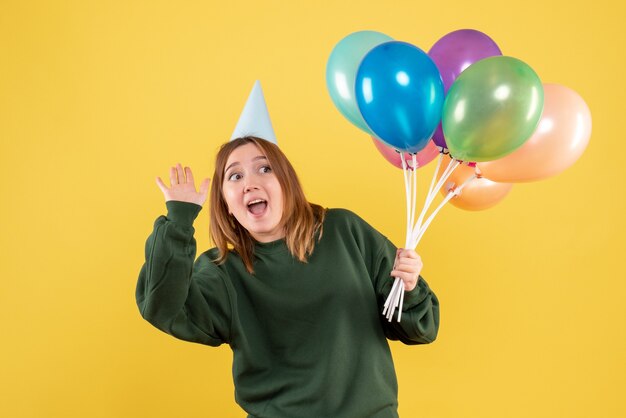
<box><xmin>136</xmin><ymin>200</ymin><xmax>439</xmax><ymax>418</ymax></box>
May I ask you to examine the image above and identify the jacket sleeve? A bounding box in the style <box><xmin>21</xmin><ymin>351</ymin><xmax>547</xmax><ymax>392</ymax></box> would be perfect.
<box><xmin>135</xmin><ymin>200</ymin><xmax>232</xmax><ymax>347</ymax></box>
<box><xmin>373</xmin><ymin>238</ymin><xmax>440</xmax><ymax>345</ymax></box>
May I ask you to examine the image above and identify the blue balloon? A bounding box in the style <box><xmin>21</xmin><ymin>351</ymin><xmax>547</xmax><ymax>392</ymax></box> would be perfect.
<box><xmin>355</xmin><ymin>41</ymin><xmax>444</xmax><ymax>153</ymax></box>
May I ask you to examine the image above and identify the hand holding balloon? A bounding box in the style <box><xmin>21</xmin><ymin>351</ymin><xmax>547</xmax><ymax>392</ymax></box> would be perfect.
<box><xmin>390</xmin><ymin>249</ymin><xmax>423</xmax><ymax>291</ymax></box>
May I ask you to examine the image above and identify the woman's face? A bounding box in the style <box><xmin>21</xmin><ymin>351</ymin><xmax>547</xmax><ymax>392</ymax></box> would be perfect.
<box><xmin>222</xmin><ymin>142</ymin><xmax>285</xmax><ymax>243</ymax></box>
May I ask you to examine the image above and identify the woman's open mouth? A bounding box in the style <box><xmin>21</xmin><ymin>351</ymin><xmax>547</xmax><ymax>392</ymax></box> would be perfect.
<box><xmin>247</xmin><ymin>199</ymin><xmax>267</xmax><ymax>216</ymax></box>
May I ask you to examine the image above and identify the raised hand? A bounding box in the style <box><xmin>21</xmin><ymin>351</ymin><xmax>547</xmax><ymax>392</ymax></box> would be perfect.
<box><xmin>156</xmin><ymin>163</ymin><xmax>211</xmax><ymax>207</ymax></box>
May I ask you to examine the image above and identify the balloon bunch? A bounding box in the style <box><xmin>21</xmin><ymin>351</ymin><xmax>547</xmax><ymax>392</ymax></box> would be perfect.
<box><xmin>326</xmin><ymin>29</ymin><xmax>592</xmax><ymax>321</ymax></box>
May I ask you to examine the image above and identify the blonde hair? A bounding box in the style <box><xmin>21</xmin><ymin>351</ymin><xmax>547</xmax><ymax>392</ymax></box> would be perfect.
<box><xmin>209</xmin><ymin>136</ymin><xmax>326</xmax><ymax>273</ymax></box>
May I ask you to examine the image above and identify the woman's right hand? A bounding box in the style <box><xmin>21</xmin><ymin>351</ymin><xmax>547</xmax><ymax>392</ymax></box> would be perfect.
<box><xmin>156</xmin><ymin>163</ymin><xmax>211</xmax><ymax>207</ymax></box>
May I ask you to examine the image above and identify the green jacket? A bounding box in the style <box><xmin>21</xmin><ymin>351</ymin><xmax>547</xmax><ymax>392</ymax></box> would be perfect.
<box><xmin>136</xmin><ymin>200</ymin><xmax>439</xmax><ymax>418</ymax></box>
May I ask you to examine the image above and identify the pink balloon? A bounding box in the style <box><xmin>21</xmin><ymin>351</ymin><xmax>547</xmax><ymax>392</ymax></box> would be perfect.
<box><xmin>372</xmin><ymin>137</ymin><xmax>439</xmax><ymax>169</ymax></box>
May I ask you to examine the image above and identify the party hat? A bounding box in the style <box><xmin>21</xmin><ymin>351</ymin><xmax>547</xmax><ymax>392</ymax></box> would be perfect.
<box><xmin>230</xmin><ymin>80</ymin><xmax>277</xmax><ymax>144</ymax></box>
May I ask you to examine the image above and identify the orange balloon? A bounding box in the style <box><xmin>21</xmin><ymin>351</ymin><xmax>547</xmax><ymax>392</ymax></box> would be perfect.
<box><xmin>477</xmin><ymin>83</ymin><xmax>591</xmax><ymax>183</ymax></box>
<box><xmin>437</xmin><ymin>155</ymin><xmax>513</xmax><ymax>211</ymax></box>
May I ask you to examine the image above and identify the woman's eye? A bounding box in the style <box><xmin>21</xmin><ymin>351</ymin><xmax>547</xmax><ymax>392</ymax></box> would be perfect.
<box><xmin>260</xmin><ymin>165</ymin><xmax>272</xmax><ymax>174</ymax></box>
<box><xmin>228</xmin><ymin>172</ymin><xmax>242</xmax><ymax>181</ymax></box>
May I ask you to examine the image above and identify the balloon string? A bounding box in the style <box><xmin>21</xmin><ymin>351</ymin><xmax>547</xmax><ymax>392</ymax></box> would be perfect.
<box><xmin>400</xmin><ymin>153</ymin><xmax>411</xmax><ymax>248</ymax></box>
<box><xmin>387</xmin><ymin>281</ymin><xmax>398</xmax><ymax>320</ymax></box>
<box><xmin>384</xmin><ymin>277</ymin><xmax>402</xmax><ymax>319</ymax></box>
<box><xmin>382</xmin><ymin>277</ymin><xmax>395</xmax><ymax>313</ymax></box>
<box><xmin>397</xmin><ymin>282</ymin><xmax>405</xmax><ymax>322</ymax></box>
<box><xmin>426</xmin><ymin>157</ymin><xmax>459</xmax><ymax>210</ymax></box>
<box><xmin>389</xmin><ymin>154</ymin><xmax>459</xmax><ymax>322</ymax></box>
<box><xmin>382</xmin><ymin>153</ymin><xmax>411</xmax><ymax>322</ymax></box>
<box><xmin>391</xmin><ymin>280</ymin><xmax>402</xmax><ymax>321</ymax></box>
<box><xmin>413</xmin><ymin>167</ymin><xmax>470</xmax><ymax>247</ymax></box>
<box><xmin>382</xmin><ymin>277</ymin><xmax>398</xmax><ymax>315</ymax></box>
<box><xmin>412</xmin><ymin>174</ymin><xmax>477</xmax><ymax>247</ymax></box>
<box><xmin>427</xmin><ymin>153</ymin><xmax>444</xmax><ymax>205</ymax></box>
<box><xmin>413</xmin><ymin>154</ymin><xmax>451</xmax><ymax>239</ymax></box>
<box><xmin>411</xmin><ymin>157</ymin><xmax>460</xmax><ymax>243</ymax></box>
<box><xmin>393</xmin><ymin>154</ymin><xmax>418</xmax><ymax>322</ymax></box>
<box><xmin>384</xmin><ymin>151</ymin><xmax>420</xmax><ymax>322</ymax></box>
<box><xmin>388</xmin><ymin>153</ymin><xmax>467</xmax><ymax>322</ymax></box>
<box><xmin>410</xmin><ymin>153</ymin><xmax>418</xmax><ymax>235</ymax></box>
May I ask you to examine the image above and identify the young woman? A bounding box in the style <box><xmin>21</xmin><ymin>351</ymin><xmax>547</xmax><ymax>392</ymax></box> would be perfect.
<box><xmin>136</xmin><ymin>136</ymin><xmax>439</xmax><ymax>418</ymax></box>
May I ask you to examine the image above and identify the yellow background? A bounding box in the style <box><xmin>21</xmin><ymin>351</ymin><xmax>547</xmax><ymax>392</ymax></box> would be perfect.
<box><xmin>1</xmin><ymin>0</ymin><xmax>624</xmax><ymax>417</ymax></box>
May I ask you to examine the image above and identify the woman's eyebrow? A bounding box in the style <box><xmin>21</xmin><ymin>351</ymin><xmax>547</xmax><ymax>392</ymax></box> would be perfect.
<box><xmin>224</xmin><ymin>161</ymin><xmax>241</xmax><ymax>173</ymax></box>
<box><xmin>224</xmin><ymin>156</ymin><xmax>268</xmax><ymax>174</ymax></box>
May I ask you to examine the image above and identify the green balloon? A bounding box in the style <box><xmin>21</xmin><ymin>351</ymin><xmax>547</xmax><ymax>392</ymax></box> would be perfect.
<box><xmin>442</xmin><ymin>56</ymin><xmax>544</xmax><ymax>162</ymax></box>
<box><xmin>326</xmin><ymin>31</ymin><xmax>393</xmax><ymax>134</ymax></box>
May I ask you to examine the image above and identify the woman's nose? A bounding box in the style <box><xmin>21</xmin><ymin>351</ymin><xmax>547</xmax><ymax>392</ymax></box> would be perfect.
<box><xmin>244</xmin><ymin>182</ymin><xmax>259</xmax><ymax>193</ymax></box>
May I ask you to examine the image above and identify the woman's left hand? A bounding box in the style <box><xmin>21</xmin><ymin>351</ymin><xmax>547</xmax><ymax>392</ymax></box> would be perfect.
<box><xmin>390</xmin><ymin>249</ymin><xmax>423</xmax><ymax>291</ymax></box>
